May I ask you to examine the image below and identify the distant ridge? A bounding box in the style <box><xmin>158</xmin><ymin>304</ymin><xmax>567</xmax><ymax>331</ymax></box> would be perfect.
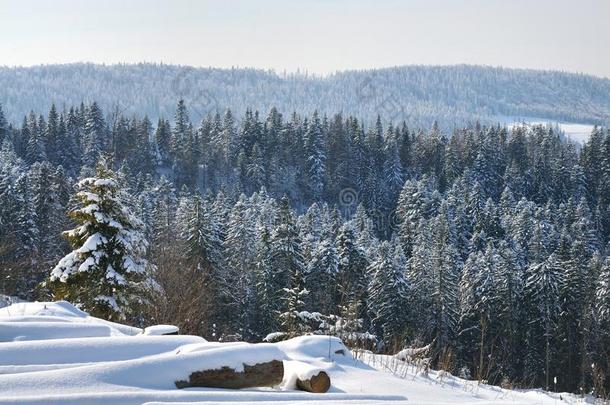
<box><xmin>1</xmin><ymin>63</ymin><xmax>608</xmax><ymax>128</ymax></box>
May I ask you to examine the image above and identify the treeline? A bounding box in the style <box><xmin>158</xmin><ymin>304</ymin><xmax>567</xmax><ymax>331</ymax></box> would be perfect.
<box><xmin>0</xmin><ymin>101</ymin><xmax>610</xmax><ymax>395</ymax></box>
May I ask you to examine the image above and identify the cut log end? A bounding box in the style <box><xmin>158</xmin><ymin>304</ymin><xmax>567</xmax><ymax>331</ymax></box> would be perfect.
<box><xmin>296</xmin><ymin>371</ymin><xmax>331</xmax><ymax>393</ymax></box>
<box><xmin>176</xmin><ymin>360</ymin><xmax>284</xmax><ymax>389</ymax></box>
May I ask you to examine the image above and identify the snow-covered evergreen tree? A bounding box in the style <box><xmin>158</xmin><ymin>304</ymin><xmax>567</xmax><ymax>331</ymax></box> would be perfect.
<box><xmin>336</xmin><ymin>223</ymin><xmax>369</xmax><ymax>321</ymax></box>
<box><xmin>368</xmin><ymin>241</ymin><xmax>408</xmax><ymax>349</ymax></box>
<box><xmin>271</xmin><ymin>196</ymin><xmax>305</xmax><ymax>323</ymax></box>
<box><xmin>304</xmin><ymin>112</ymin><xmax>326</xmax><ymax>201</ymax></box>
<box><xmin>49</xmin><ymin>158</ymin><xmax>152</xmax><ymax>321</ymax></box>
<box><xmin>305</xmin><ymin>238</ymin><xmax>339</xmax><ymax>315</ymax></box>
<box><xmin>523</xmin><ymin>254</ymin><xmax>562</xmax><ymax>388</ymax></box>
<box><xmin>279</xmin><ymin>266</ymin><xmax>310</xmax><ymax>336</ymax></box>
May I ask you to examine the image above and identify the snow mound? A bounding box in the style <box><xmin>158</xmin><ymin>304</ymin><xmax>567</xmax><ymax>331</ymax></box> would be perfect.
<box><xmin>0</xmin><ymin>321</ymin><xmax>113</xmax><ymax>342</ymax></box>
<box><xmin>277</xmin><ymin>335</ymin><xmax>351</xmax><ymax>361</ymax></box>
<box><xmin>0</xmin><ymin>300</ymin><xmax>88</xmax><ymax>318</ymax></box>
<box><xmin>0</xmin><ymin>301</ymin><xmax>141</xmax><ymax>340</ymax></box>
<box><xmin>0</xmin><ymin>335</ymin><xmax>206</xmax><ymax>367</ymax></box>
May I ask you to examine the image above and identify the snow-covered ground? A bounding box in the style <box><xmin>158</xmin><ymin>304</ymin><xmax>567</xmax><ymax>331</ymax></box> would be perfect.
<box><xmin>496</xmin><ymin>116</ymin><xmax>595</xmax><ymax>144</ymax></box>
<box><xmin>0</xmin><ymin>301</ymin><xmax>592</xmax><ymax>404</ymax></box>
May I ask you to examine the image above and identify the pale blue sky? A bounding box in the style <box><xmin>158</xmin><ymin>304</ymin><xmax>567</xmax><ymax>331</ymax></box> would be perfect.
<box><xmin>1</xmin><ymin>0</ymin><xmax>609</xmax><ymax>77</ymax></box>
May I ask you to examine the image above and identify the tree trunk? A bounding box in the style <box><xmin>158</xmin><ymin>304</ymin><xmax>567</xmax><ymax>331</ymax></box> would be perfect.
<box><xmin>296</xmin><ymin>371</ymin><xmax>331</xmax><ymax>393</ymax></box>
<box><xmin>175</xmin><ymin>360</ymin><xmax>284</xmax><ymax>389</ymax></box>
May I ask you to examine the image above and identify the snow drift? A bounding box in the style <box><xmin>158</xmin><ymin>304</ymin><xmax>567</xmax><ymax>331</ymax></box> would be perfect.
<box><xmin>0</xmin><ymin>300</ymin><xmax>583</xmax><ymax>405</ymax></box>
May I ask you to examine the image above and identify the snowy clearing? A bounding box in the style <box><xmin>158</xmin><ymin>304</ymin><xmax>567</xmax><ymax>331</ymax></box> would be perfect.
<box><xmin>499</xmin><ymin>116</ymin><xmax>596</xmax><ymax>144</ymax></box>
<box><xmin>0</xmin><ymin>301</ymin><xmax>591</xmax><ymax>404</ymax></box>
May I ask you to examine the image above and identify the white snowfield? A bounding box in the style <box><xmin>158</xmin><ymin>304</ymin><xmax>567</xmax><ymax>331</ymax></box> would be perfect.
<box><xmin>0</xmin><ymin>301</ymin><xmax>582</xmax><ymax>405</ymax></box>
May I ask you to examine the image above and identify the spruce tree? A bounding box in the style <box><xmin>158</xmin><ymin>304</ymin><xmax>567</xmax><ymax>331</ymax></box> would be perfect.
<box><xmin>279</xmin><ymin>265</ymin><xmax>310</xmax><ymax>336</ymax></box>
<box><xmin>49</xmin><ymin>158</ymin><xmax>152</xmax><ymax>321</ymax></box>
<box><xmin>271</xmin><ymin>196</ymin><xmax>305</xmax><ymax>323</ymax></box>
<box><xmin>305</xmin><ymin>238</ymin><xmax>339</xmax><ymax>315</ymax></box>
<box><xmin>336</xmin><ymin>224</ymin><xmax>369</xmax><ymax>321</ymax></box>
<box><xmin>367</xmin><ymin>241</ymin><xmax>408</xmax><ymax>350</ymax></box>
<box><xmin>304</xmin><ymin>112</ymin><xmax>326</xmax><ymax>201</ymax></box>
<box><xmin>523</xmin><ymin>254</ymin><xmax>562</xmax><ymax>388</ymax></box>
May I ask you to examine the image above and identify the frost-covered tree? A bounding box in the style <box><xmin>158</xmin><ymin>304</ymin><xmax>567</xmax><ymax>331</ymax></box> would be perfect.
<box><xmin>252</xmin><ymin>224</ymin><xmax>277</xmax><ymax>337</ymax></box>
<box><xmin>336</xmin><ymin>224</ymin><xmax>369</xmax><ymax>319</ymax></box>
<box><xmin>270</xmin><ymin>196</ymin><xmax>305</xmax><ymax>310</ymax></box>
<box><xmin>594</xmin><ymin>257</ymin><xmax>610</xmax><ymax>345</ymax></box>
<box><xmin>305</xmin><ymin>238</ymin><xmax>339</xmax><ymax>315</ymax></box>
<box><xmin>49</xmin><ymin>158</ymin><xmax>152</xmax><ymax>321</ymax></box>
<box><xmin>523</xmin><ymin>254</ymin><xmax>562</xmax><ymax>389</ymax></box>
<box><xmin>304</xmin><ymin>112</ymin><xmax>326</xmax><ymax>201</ymax></box>
<box><xmin>368</xmin><ymin>241</ymin><xmax>408</xmax><ymax>349</ymax></box>
<box><xmin>279</xmin><ymin>266</ymin><xmax>310</xmax><ymax>336</ymax></box>
<box><xmin>82</xmin><ymin>102</ymin><xmax>105</xmax><ymax>169</ymax></box>
<box><xmin>223</xmin><ymin>194</ymin><xmax>256</xmax><ymax>333</ymax></box>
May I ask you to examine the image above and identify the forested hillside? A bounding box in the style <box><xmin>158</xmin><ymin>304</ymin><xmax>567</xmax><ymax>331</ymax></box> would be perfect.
<box><xmin>1</xmin><ymin>63</ymin><xmax>609</xmax><ymax>128</ymax></box>
<box><xmin>0</xmin><ymin>99</ymin><xmax>609</xmax><ymax>395</ymax></box>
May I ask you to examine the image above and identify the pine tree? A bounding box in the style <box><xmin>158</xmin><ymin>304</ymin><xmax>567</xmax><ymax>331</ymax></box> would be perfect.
<box><xmin>82</xmin><ymin>102</ymin><xmax>106</xmax><ymax>169</ymax></box>
<box><xmin>459</xmin><ymin>244</ymin><xmax>500</xmax><ymax>380</ymax></box>
<box><xmin>175</xmin><ymin>192</ymin><xmax>224</xmax><ymax>335</ymax></box>
<box><xmin>383</xmin><ymin>133</ymin><xmax>404</xmax><ymax>196</ymax></box>
<box><xmin>523</xmin><ymin>254</ymin><xmax>563</xmax><ymax>388</ymax></box>
<box><xmin>304</xmin><ymin>112</ymin><xmax>326</xmax><ymax>201</ymax></box>
<box><xmin>367</xmin><ymin>241</ymin><xmax>408</xmax><ymax>350</ymax></box>
<box><xmin>223</xmin><ymin>194</ymin><xmax>256</xmax><ymax>334</ymax></box>
<box><xmin>279</xmin><ymin>266</ymin><xmax>310</xmax><ymax>336</ymax></box>
<box><xmin>252</xmin><ymin>224</ymin><xmax>277</xmax><ymax>337</ymax></box>
<box><xmin>396</xmin><ymin>178</ymin><xmax>431</xmax><ymax>257</ymax></box>
<box><xmin>25</xmin><ymin>112</ymin><xmax>46</xmax><ymax>163</ymax></box>
<box><xmin>271</xmin><ymin>196</ymin><xmax>305</xmax><ymax>323</ymax></box>
<box><xmin>0</xmin><ymin>146</ymin><xmax>38</xmax><ymax>297</ymax></box>
<box><xmin>246</xmin><ymin>143</ymin><xmax>266</xmax><ymax>190</ymax></box>
<box><xmin>305</xmin><ymin>238</ymin><xmax>339</xmax><ymax>315</ymax></box>
<box><xmin>495</xmin><ymin>241</ymin><xmax>525</xmax><ymax>381</ymax></box>
<box><xmin>336</xmin><ymin>224</ymin><xmax>369</xmax><ymax>321</ymax></box>
<box><xmin>49</xmin><ymin>158</ymin><xmax>152</xmax><ymax>321</ymax></box>
<box><xmin>428</xmin><ymin>209</ymin><xmax>461</xmax><ymax>362</ymax></box>
<box><xmin>28</xmin><ymin>162</ymin><xmax>66</xmax><ymax>266</ymax></box>
<box><xmin>155</xmin><ymin>119</ymin><xmax>171</xmax><ymax>166</ymax></box>
<box><xmin>45</xmin><ymin>104</ymin><xmax>59</xmax><ymax>164</ymax></box>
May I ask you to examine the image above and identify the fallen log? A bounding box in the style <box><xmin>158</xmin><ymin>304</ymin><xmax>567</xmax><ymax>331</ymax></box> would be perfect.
<box><xmin>296</xmin><ymin>371</ymin><xmax>331</xmax><ymax>393</ymax></box>
<box><xmin>175</xmin><ymin>360</ymin><xmax>284</xmax><ymax>389</ymax></box>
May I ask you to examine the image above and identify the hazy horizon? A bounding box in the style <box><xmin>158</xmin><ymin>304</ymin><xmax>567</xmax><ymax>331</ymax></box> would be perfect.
<box><xmin>1</xmin><ymin>0</ymin><xmax>609</xmax><ymax>78</ymax></box>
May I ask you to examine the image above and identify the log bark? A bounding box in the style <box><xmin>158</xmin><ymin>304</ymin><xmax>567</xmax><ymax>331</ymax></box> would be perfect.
<box><xmin>296</xmin><ymin>371</ymin><xmax>331</xmax><ymax>393</ymax></box>
<box><xmin>175</xmin><ymin>360</ymin><xmax>284</xmax><ymax>389</ymax></box>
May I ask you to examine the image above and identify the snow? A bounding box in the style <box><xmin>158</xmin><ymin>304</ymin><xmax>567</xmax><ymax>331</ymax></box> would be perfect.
<box><xmin>263</xmin><ymin>332</ymin><xmax>287</xmax><ymax>342</ymax></box>
<box><xmin>77</xmin><ymin>177</ymin><xmax>118</xmax><ymax>188</ymax></box>
<box><xmin>143</xmin><ymin>325</ymin><xmax>180</xmax><ymax>336</ymax></box>
<box><xmin>394</xmin><ymin>344</ymin><xmax>431</xmax><ymax>361</ymax></box>
<box><xmin>0</xmin><ymin>335</ymin><xmax>205</xmax><ymax>368</ymax></box>
<box><xmin>77</xmin><ymin>233</ymin><xmax>107</xmax><ymax>253</ymax></box>
<box><xmin>499</xmin><ymin>116</ymin><xmax>595</xmax><ymax>144</ymax></box>
<box><xmin>0</xmin><ymin>321</ymin><xmax>114</xmax><ymax>342</ymax></box>
<box><xmin>0</xmin><ymin>301</ymin><xmax>590</xmax><ymax>405</ymax></box>
<box><xmin>0</xmin><ymin>301</ymin><xmax>142</xmax><ymax>338</ymax></box>
<box><xmin>281</xmin><ymin>360</ymin><xmax>326</xmax><ymax>390</ymax></box>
